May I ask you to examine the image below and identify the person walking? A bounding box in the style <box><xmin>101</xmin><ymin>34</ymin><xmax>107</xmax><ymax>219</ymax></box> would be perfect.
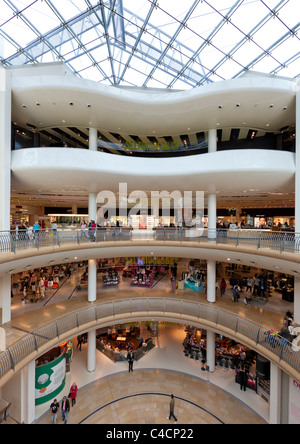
<box><xmin>127</xmin><ymin>349</ymin><xmax>134</xmax><ymax>373</ymax></box>
<box><xmin>50</xmin><ymin>399</ymin><xmax>59</xmax><ymax>424</ymax></box>
<box><xmin>239</xmin><ymin>370</ymin><xmax>248</xmax><ymax>392</ymax></box>
<box><xmin>167</xmin><ymin>394</ymin><xmax>178</xmax><ymax>424</ymax></box>
<box><xmin>77</xmin><ymin>335</ymin><xmax>83</xmax><ymax>351</ymax></box>
<box><xmin>220</xmin><ymin>278</ymin><xmax>226</xmax><ymax>297</ymax></box>
<box><xmin>61</xmin><ymin>396</ymin><xmax>70</xmax><ymax>424</ymax></box>
<box><xmin>69</xmin><ymin>382</ymin><xmax>78</xmax><ymax>407</ymax></box>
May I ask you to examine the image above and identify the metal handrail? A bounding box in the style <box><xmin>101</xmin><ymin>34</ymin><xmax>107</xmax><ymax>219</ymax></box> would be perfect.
<box><xmin>0</xmin><ymin>227</ymin><xmax>298</xmax><ymax>255</ymax></box>
<box><xmin>0</xmin><ymin>297</ymin><xmax>299</xmax><ymax>381</ymax></box>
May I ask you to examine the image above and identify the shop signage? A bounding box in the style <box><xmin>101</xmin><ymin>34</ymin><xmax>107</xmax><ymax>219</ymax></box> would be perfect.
<box><xmin>125</xmin><ymin>257</ymin><xmax>179</xmax><ymax>266</ymax></box>
<box><xmin>35</xmin><ymin>354</ymin><xmax>66</xmax><ymax>406</ymax></box>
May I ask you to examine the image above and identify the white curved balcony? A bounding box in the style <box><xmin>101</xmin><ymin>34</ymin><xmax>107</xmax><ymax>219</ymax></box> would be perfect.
<box><xmin>11</xmin><ymin>148</ymin><xmax>295</xmax><ymax>195</ymax></box>
<box><xmin>0</xmin><ymin>228</ymin><xmax>300</xmax><ymax>277</ymax></box>
<box><xmin>0</xmin><ymin>295</ymin><xmax>299</xmax><ymax>388</ymax></box>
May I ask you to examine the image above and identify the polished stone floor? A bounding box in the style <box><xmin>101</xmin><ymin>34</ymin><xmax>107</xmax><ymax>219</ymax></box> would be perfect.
<box><xmin>36</xmin><ymin>369</ymin><xmax>266</xmax><ymax>425</ymax></box>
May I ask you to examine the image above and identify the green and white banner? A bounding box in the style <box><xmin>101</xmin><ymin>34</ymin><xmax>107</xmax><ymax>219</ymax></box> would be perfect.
<box><xmin>35</xmin><ymin>354</ymin><xmax>66</xmax><ymax>406</ymax></box>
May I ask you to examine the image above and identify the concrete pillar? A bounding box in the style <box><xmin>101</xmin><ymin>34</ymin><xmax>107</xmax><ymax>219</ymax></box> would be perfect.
<box><xmin>88</xmin><ymin>259</ymin><xmax>97</xmax><ymax>303</ymax></box>
<box><xmin>206</xmin><ymin>330</ymin><xmax>215</xmax><ymax>373</ymax></box>
<box><xmin>270</xmin><ymin>362</ymin><xmax>282</xmax><ymax>424</ymax></box>
<box><xmin>89</xmin><ymin>128</ymin><xmax>98</xmax><ymax>152</ymax></box>
<box><xmin>87</xmin><ymin>329</ymin><xmax>96</xmax><ymax>373</ymax></box>
<box><xmin>207</xmin><ymin>260</ymin><xmax>216</xmax><ymax>303</ymax></box>
<box><xmin>0</xmin><ymin>66</ymin><xmax>12</xmax><ymax>232</ymax></box>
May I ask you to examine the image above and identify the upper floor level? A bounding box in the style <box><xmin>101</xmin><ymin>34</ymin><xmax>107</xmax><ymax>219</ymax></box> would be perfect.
<box><xmin>3</xmin><ymin>63</ymin><xmax>297</xmax><ymax>158</ymax></box>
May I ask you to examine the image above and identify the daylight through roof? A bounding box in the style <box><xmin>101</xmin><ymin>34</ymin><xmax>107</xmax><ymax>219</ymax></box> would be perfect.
<box><xmin>0</xmin><ymin>0</ymin><xmax>299</xmax><ymax>89</ymax></box>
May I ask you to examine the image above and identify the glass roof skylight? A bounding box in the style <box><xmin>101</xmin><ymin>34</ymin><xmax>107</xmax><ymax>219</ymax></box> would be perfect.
<box><xmin>0</xmin><ymin>0</ymin><xmax>299</xmax><ymax>89</ymax></box>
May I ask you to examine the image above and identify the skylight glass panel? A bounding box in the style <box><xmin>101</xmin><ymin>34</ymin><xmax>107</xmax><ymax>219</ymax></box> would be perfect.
<box><xmin>214</xmin><ymin>58</ymin><xmax>245</xmax><ymax>79</ymax></box>
<box><xmin>20</xmin><ymin>1</ymin><xmax>61</xmax><ymax>34</ymax></box>
<box><xmin>49</xmin><ymin>0</ymin><xmax>88</xmax><ymax>21</ymax></box>
<box><xmin>229</xmin><ymin>0</ymin><xmax>270</xmax><ymax>35</ymax></box>
<box><xmin>0</xmin><ymin>0</ymin><xmax>298</xmax><ymax>85</ymax></box>
<box><xmin>253</xmin><ymin>16</ymin><xmax>289</xmax><ymax>48</ymax></box>
<box><xmin>232</xmin><ymin>39</ymin><xmax>266</xmax><ymax>67</ymax></box>
<box><xmin>252</xmin><ymin>55</ymin><xmax>281</xmax><ymax>73</ymax></box>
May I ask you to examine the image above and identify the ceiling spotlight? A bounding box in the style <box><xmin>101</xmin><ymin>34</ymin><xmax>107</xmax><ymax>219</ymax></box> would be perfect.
<box><xmin>283</xmin><ymin>106</ymin><xmax>288</xmax><ymax>111</ymax></box>
<box><xmin>9</xmin><ymin>269</ymin><xmax>15</xmax><ymax>274</ymax></box>
<box><xmin>21</xmin><ymin>104</ymin><xmax>27</xmax><ymax>108</ymax></box>
<box><xmin>236</xmin><ymin>103</ymin><xmax>241</xmax><ymax>107</ymax></box>
<box><xmin>87</xmin><ymin>104</ymin><xmax>92</xmax><ymax>108</ymax></box>
<box><xmin>35</xmin><ymin>101</ymin><xmax>40</xmax><ymax>106</ymax></box>
<box><xmin>269</xmin><ymin>104</ymin><xmax>274</xmax><ymax>108</ymax></box>
<box><xmin>69</xmin><ymin>101</ymin><xmax>74</xmax><ymax>106</ymax></box>
<box><xmin>218</xmin><ymin>105</ymin><xmax>223</xmax><ymax>109</ymax></box>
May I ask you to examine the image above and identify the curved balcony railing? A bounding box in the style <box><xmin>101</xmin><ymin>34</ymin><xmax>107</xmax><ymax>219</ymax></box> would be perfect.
<box><xmin>0</xmin><ymin>227</ymin><xmax>299</xmax><ymax>255</ymax></box>
<box><xmin>0</xmin><ymin>297</ymin><xmax>299</xmax><ymax>381</ymax></box>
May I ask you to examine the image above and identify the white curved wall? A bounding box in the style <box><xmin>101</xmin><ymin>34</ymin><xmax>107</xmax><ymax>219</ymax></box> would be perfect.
<box><xmin>11</xmin><ymin>148</ymin><xmax>295</xmax><ymax>195</ymax></box>
<box><xmin>10</xmin><ymin>64</ymin><xmax>296</xmax><ymax>135</ymax></box>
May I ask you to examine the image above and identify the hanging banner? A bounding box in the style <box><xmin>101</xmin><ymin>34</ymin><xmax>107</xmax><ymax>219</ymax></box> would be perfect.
<box><xmin>35</xmin><ymin>354</ymin><xmax>66</xmax><ymax>406</ymax></box>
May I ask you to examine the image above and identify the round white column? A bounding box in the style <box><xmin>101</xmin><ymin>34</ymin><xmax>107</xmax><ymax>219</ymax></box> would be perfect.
<box><xmin>270</xmin><ymin>362</ymin><xmax>282</xmax><ymax>424</ymax></box>
<box><xmin>89</xmin><ymin>193</ymin><xmax>97</xmax><ymax>222</ymax></box>
<box><xmin>208</xmin><ymin>129</ymin><xmax>217</xmax><ymax>153</ymax></box>
<box><xmin>24</xmin><ymin>360</ymin><xmax>36</xmax><ymax>424</ymax></box>
<box><xmin>206</xmin><ymin>330</ymin><xmax>215</xmax><ymax>373</ymax></box>
<box><xmin>208</xmin><ymin>193</ymin><xmax>217</xmax><ymax>239</ymax></box>
<box><xmin>88</xmin><ymin>259</ymin><xmax>97</xmax><ymax>303</ymax></box>
<box><xmin>89</xmin><ymin>128</ymin><xmax>98</xmax><ymax>152</ymax></box>
<box><xmin>0</xmin><ymin>67</ymin><xmax>12</xmax><ymax>232</ymax></box>
<box><xmin>207</xmin><ymin>260</ymin><xmax>216</xmax><ymax>303</ymax></box>
<box><xmin>207</xmin><ymin>129</ymin><xmax>217</xmax><ymax>239</ymax></box>
<box><xmin>87</xmin><ymin>329</ymin><xmax>97</xmax><ymax>373</ymax></box>
<box><xmin>0</xmin><ymin>275</ymin><xmax>11</xmax><ymax>324</ymax></box>
<box><xmin>295</xmin><ymin>84</ymin><xmax>300</xmax><ymax>324</ymax></box>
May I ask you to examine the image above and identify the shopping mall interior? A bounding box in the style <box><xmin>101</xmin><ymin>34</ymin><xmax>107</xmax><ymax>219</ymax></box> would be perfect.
<box><xmin>0</xmin><ymin>0</ymin><xmax>300</xmax><ymax>426</ymax></box>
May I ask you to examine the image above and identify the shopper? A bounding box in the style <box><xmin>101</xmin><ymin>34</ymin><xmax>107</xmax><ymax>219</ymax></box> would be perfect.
<box><xmin>69</xmin><ymin>382</ymin><xmax>78</xmax><ymax>407</ymax></box>
<box><xmin>77</xmin><ymin>335</ymin><xmax>83</xmax><ymax>351</ymax></box>
<box><xmin>233</xmin><ymin>285</ymin><xmax>240</xmax><ymax>303</ymax></box>
<box><xmin>253</xmin><ymin>275</ymin><xmax>260</xmax><ymax>296</ymax></box>
<box><xmin>246</xmin><ymin>277</ymin><xmax>253</xmax><ymax>292</ymax></box>
<box><xmin>127</xmin><ymin>349</ymin><xmax>134</xmax><ymax>373</ymax></box>
<box><xmin>239</xmin><ymin>370</ymin><xmax>248</xmax><ymax>392</ymax></box>
<box><xmin>61</xmin><ymin>396</ymin><xmax>70</xmax><ymax>424</ymax></box>
<box><xmin>80</xmin><ymin>221</ymin><xmax>87</xmax><ymax>239</ymax></box>
<box><xmin>50</xmin><ymin>399</ymin><xmax>60</xmax><ymax>424</ymax></box>
<box><xmin>167</xmin><ymin>394</ymin><xmax>178</xmax><ymax>424</ymax></box>
<box><xmin>220</xmin><ymin>278</ymin><xmax>226</xmax><ymax>297</ymax></box>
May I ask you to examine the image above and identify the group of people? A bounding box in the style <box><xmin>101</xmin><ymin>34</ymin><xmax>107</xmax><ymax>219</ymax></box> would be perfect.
<box><xmin>49</xmin><ymin>382</ymin><xmax>78</xmax><ymax>424</ymax></box>
<box><xmin>80</xmin><ymin>220</ymin><xmax>97</xmax><ymax>240</ymax></box>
